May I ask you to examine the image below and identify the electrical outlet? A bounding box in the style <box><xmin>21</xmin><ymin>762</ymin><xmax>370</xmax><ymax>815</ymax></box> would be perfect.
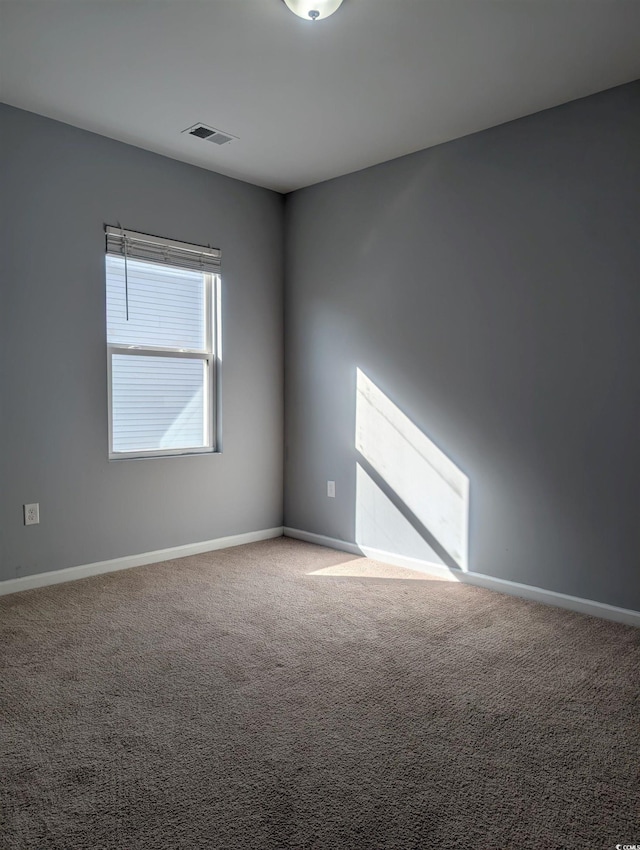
<box><xmin>24</xmin><ymin>503</ymin><xmax>39</xmax><ymax>526</ymax></box>
<box><xmin>327</xmin><ymin>481</ymin><xmax>336</xmax><ymax>498</ymax></box>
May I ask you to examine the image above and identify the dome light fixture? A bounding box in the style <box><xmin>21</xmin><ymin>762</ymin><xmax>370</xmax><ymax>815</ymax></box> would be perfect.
<box><xmin>283</xmin><ymin>0</ymin><xmax>344</xmax><ymax>21</ymax></box>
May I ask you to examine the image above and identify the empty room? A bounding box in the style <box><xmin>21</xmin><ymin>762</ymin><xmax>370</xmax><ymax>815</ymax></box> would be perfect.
<box><xmin>1</xmin><ymin>1</ymin><xmax>639</xmax><ymax>848</ymax></box>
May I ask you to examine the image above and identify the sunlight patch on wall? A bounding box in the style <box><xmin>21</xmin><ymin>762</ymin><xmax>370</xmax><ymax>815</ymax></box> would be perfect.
<box><xmin>355</xmin><ymin>463</ymin><xmax>446</xmax><ymax>567</ymax></box>
<box><xmin>356</xmin><ymin>369</ymin><xmax>469</xmax><ymax>570</ymax></box>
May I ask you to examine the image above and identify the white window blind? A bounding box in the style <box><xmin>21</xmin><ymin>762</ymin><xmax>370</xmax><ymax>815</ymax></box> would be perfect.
<box><xmin>105</xmin><ymin>227</ymin><xmax>220</xmax><ymax>459</ymax></box>
<box><xmin>105</xmin><ymin>226</ymin><xmax>221</xmax><ymax>274</ymax></box>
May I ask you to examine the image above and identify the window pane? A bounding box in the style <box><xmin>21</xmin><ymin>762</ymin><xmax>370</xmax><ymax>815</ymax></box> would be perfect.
<box><xmin>111</xmin><ymin>355</ymin><xmax>208</xmax><ymax>453</ymax></box>
<box><xmin>106</xmin><ymin>256</ymin><xmax>206</xmax><ymax>350</ymax></box>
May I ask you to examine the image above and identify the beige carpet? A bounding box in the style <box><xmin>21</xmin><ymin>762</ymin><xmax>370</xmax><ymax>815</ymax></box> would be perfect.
<box><xmin>1</xmin><ymin>537</ymin><xmax>638</xmax><ymax>849</ymax></box>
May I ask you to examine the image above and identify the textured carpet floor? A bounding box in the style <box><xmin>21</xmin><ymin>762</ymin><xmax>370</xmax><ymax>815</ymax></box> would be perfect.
<box><xmin>1</xmin><ymin>537</ymin><xmax>639</xmax><ymax>850</ymax></box>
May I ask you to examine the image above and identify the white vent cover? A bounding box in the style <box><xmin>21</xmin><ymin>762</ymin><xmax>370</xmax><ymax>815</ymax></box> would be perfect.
<box><xmin>182</xmin><ymin>123</ymin><xmax>237</xmax><ymax>146</ymax></box>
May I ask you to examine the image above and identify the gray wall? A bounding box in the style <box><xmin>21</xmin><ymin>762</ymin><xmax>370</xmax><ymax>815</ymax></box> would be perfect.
<box><xmin>0</xmin><ymin>105</ymin><xmax>284</xmax><ymax>581</ymax></box>
<box><xmin>284</xmin><ymin>81</ymin><xmax>640</xmax><ymax>611</ymax></box>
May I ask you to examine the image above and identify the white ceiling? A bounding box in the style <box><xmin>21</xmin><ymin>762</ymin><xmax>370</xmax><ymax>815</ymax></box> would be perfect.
<box><xmin>1</xmin><ymin>0</ymin><xmax>639</xmax><ymax>193</ymax></box>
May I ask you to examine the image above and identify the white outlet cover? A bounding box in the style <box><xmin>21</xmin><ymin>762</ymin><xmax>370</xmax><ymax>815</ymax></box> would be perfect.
<box><xmin>327</xmin><ymin>481</ymin><xmax>336</xmax><ymax>498</ymax></box>
<box><xmin>24</xmin><ymin>503</ymin><xmax>39</xmax><ymax>525</ymax></box>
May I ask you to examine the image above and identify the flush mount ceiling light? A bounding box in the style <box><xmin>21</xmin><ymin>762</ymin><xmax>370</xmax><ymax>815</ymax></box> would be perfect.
<box><xmin>283</xmin><ymin>0</ymin><xmax>344</xmax><ymax>21</ymax></box>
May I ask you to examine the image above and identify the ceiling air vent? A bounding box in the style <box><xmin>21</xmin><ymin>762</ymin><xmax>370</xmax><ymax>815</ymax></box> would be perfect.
<box><xmin>182</xmin><ymin>123</ymin><xmax>237</xmax><ymax>146</ymax></box>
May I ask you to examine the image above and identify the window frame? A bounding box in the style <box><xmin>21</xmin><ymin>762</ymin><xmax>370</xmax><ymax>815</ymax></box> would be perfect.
<box><xmin>106</xmin><ymin>260</ymin><xmax>220</xmax><ymax>461</ymax></box>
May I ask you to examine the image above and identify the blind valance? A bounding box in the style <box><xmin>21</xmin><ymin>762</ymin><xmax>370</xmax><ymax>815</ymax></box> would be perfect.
<box><xmin>105</xmin><ymin>226</ymin><xmax>221</xmax><ymax>274</ymax></box>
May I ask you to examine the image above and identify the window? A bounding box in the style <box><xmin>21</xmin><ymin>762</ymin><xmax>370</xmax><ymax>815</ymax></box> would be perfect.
<box><xmin>105</xmin><ymin>227</ymin><xmax>221</xmax><ymax>459</ymax></box>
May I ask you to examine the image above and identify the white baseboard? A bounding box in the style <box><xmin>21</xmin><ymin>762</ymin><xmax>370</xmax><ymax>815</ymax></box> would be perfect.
<box><xmin>285</xmin><ymin>528</ymin><xmax>363</xmax><ymax>557</ymax></box>
<box><xmin>4</xmin><ymin>525</ymin><xmax>638</xmax><ymax>628</ymax></box>
<box><xmin>283</xmin><ymin>527</ymin><xmax>640</xmax><ymax>628</ymax></box>
<box><xmin>0</xmin><ymin>527</ymin><xmax>284</xmax><ymax>597</ymax></box>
